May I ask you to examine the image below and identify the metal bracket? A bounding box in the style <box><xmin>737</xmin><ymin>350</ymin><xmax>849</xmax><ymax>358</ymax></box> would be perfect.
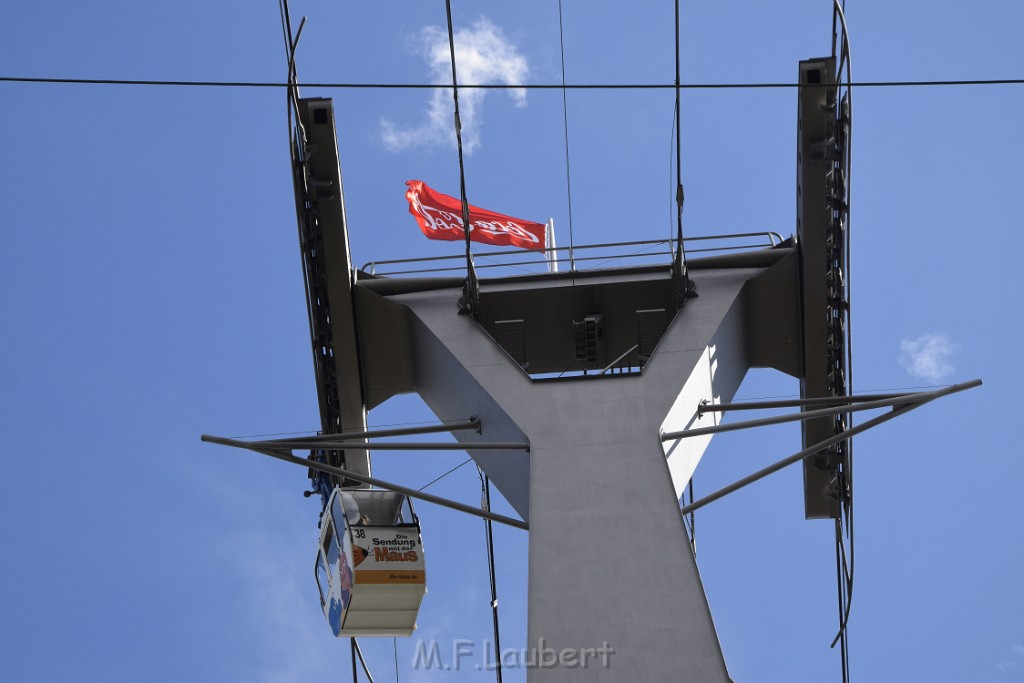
<box><xmin>678</xmin><ymin>379</ymin><xmax>981</xmax><ymax>516</ymax></box>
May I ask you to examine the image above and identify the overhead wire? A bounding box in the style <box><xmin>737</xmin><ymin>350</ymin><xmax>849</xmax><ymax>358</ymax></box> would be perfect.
<box><xmin>4</xmin><ymin>75</ymin><xmax>1022</xmax><ymax>89</ymax></box>
<box><xmin>838</xmin><ymin>0</ymin><xmax>856</xmax><ymax>554</ymax></box>
<box><xmin>417</xmin><ymin>458</ymin><xmax>473</xmax><ymax>492</ymax></box>
<box><xmin>587</xmin><ymin>240</ymin><xmax>672</xmax><ymax>270</ymax></box>
<box><xmin>277</xmin><ymin>0</ymin><xmax>291</xmax><ymax>64</ymax></box>
<box><xmin>479</xmin><ymin>469</ymin><xmax>504</xmax><ymax>683</ymax></box>
<box><xmin>442</xmin><ymin>0</ymin><xmax>477</xmax><ymax>299</ymax></box>
<box><xmin>834</xmin><ymin>517</ymin><xmax>850</xmax><ymax>682</ymax></box>
<box><xmin>474</xmin><ymin>253</ymin><xmax>537</xmax><ymax>276</ymax></box>
<box><xmin>352</xmin><ymin>639</ymin><xmax>376</xmax><ymax>683</ymax></box>
<box><xmin>673</xmin><ymin>0</ymin><xmax>696</xmax><ymax>560</ymax></box>
<box><xmin>555</xmin><ymin>0</ymin><xmax>592</xmax><ymax>375</ymax></box>
<box><xmin>556</xmin><ymin>0</ymin><xmax>577</xmax><ymax>274</ymax></box>
<box><xmin>668</xmin><ymin>104</ymin><xmax>678</xmax><ymax>243</ymax></box>
<box><xmin>684</xmin><ymin>478</ymin><xmax>696</xmax><ymax>555</ymax></box>
<box><xmin>228</xmin><ymin>428</ymin><xmax>320</xmax><ymax>439</ymax></box>
<box><xmin>829</xmin><ymin>3</ymin><xmax>854</xmax><ymax>681</ymax></box>
<box><xmin>673</xmin><ymin>0</ymin><xmax>687</xmax><ymax>274</ymax></box>
<box><xmin>393</xmin><ymin>637</ymin><xmax>401</xmax><ymax>683</ymax></box>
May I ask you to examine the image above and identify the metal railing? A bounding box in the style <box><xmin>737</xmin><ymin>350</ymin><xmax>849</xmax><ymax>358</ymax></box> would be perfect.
<box><xmin>601</xmin><ymin>344</ymin><xmax>640</xmax><ymax>375</ymax></box>
<box><xmin>361</xmin><ymin>231</ymin><xmax>785</xmax><ymax>277</ymax></box>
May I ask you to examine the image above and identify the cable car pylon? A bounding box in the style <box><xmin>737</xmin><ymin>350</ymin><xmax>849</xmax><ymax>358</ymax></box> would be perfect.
<box><xmin>200</xmin><ymin>5</ymin><xmax>982</xmax><ymax>679</ymax></box>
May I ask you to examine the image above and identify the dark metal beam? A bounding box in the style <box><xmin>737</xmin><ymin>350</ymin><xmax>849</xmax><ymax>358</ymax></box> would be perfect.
<box><xmin>239</xmin><ymin>417</ymin><xmax>481</xmax><ymax>445</ymax></box>
<box><xmin>699</xmin><ymin>391</ymin><xmax>912</xmax><ymax>414</ymax></box>
<box><xmin>679</xmin><ymin>379</ymin><xmax>981</xmax><ymax>515</ymax></box>
<box><xmin>200</xmin><ymin>436</ymin><xmax>529</xmax><ymax>530</ymax></box>
<box><xmin>664</xmin><ymin>380</ymin><xmax>980</xmax><ymax>440</ymax></box>
<box><xmin>797</xmin><ymin>56</ymin><xmax>844</xmax><ymax>519</ymax></box>
<box><xmin>202</xmin><ymin>434</ymin><xmax>528</xmax><ymax>452</ymax></box>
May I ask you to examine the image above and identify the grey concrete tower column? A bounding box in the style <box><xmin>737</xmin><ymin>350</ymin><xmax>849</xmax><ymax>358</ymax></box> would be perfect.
<box><xmin>378</xmin><ymin>266</ymin><xmax>766</xmax><ymax>681</ymax></box>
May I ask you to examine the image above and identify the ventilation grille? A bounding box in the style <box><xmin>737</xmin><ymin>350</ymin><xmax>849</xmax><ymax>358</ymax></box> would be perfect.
<box><xmin>573</xmin><ymin>314</ymin><xmax>605</xmax><ymax>365</ymax></box>
<box><xmin>637</xmin><ymin>308</ymin><xmax>667</xmax><ymax>363</ymax></box>
<box><xmin>494</xmin><ymin>319</ymin><xmax>526</xmax><ymax>366</ymax></box>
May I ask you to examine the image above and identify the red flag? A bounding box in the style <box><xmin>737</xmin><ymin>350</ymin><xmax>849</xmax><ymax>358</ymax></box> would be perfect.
<box><xmin>405</xmin><ymin>180</ymin><xmax>547</xmax><ymax>251</ymax></box>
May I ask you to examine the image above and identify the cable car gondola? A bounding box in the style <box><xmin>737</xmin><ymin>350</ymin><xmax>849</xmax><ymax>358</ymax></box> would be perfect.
<box><xmin>315</xmin><ymin>487</ymin><xmax>427</xmax><ymax>637</ymax></box>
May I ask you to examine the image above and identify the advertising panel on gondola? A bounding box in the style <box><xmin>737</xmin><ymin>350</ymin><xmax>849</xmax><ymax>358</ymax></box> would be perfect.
<box><xmin>349</xmin><ymin>527</ymin><xmax>425</xmax><ymax>586</ymax></box>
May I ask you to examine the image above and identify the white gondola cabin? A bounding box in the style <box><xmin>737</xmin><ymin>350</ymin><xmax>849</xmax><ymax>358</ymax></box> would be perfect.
<box><xmin>315</xmin><ymin>487</ymin><xmax>427</xmax><ymax>637</ymax></box>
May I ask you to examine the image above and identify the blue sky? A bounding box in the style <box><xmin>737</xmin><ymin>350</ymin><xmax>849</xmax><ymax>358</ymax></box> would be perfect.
<box><xmin>1</xmin><ymin>1</ymin><xmax>1021</xmax><ymax>681</ymax></box>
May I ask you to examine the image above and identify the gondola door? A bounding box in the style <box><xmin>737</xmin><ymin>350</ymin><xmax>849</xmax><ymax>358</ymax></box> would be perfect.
<box><xmin>315</xmin><ymin>503</ymin><xmax>355</xmax><ymax>636</ymax></box>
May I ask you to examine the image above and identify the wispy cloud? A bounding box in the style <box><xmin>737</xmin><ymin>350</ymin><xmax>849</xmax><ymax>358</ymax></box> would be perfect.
<box><xmin>995</xmin><ymin>642</ymin><xmax>1024</xmax><ymax>675</ymax></box>
<box><xmin>230</xmin><ymin>526</ymin><xmax>339</xmax><ymax>683</ymax></box>
<box><xmin>899</xmin><ymin>333</ymin><xmax>957</xmax><ymax>383</ymax></box>
<box><xmin>381</xmin><ymin>17</ymin><xmax>529</xmax><ymax>155</ymax></box>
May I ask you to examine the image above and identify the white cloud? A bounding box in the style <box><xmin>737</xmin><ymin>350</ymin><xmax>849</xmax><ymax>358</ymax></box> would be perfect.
<box><xmin>993</xmin><ymin>644</ymin><xmax>1024</xmax><ymax>677</ymax></box>
<box><xmin>381</xmin><ymin>17</ymin><xmax>529</xmax><ymax>155</ymax></box>
<box><xmin>230</xmin><ymin>525</ymin><xmax>339</xmax><ymax>683</ymax></box>
<box><xmin>899</xmin><ymin>333</ymin><xmax>957</xmax><ymax>383</ymax></box>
